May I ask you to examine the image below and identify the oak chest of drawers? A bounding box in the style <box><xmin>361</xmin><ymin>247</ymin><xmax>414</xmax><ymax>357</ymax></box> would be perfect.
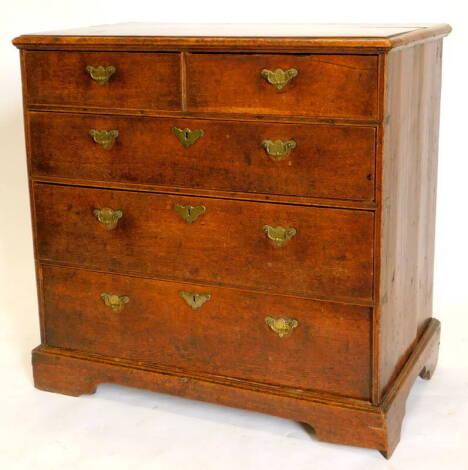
<box><xmin>13</xmin><ymin>23</ymin><xmax>451</xmax><ymax>457</ymax></box>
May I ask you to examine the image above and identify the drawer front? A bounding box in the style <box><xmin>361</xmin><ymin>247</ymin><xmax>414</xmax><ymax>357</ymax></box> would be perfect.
<box><xmin>187</xmin><ymin>53</ymin><xmax>379</xmax><ymax>119</ymax></box>
<box><xmin>42</xmin><ymin>265</ymin><xmax>372</xmax><ymax>399</ymax></box>
<box><xmin>24</xmin><ymin>51</ymin><xmax>181</xmax><ymax>110</ymax></box>
<box><xmin>29</xmin><ymin>112</ymin><xmax>376</xmax><ymax>201</ymax></box>
<box><xmin>34</xmin><ymin>184</ymin><xmax>374</xmax><ymax>301</ymax></box>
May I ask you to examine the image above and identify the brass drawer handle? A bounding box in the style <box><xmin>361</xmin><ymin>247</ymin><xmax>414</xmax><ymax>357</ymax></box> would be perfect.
<box><xmin>93</xmin><ymin>207</ymin><xmax>123</xmax><ymax>230</ymax></box>
<box><xmin>101</xmin><ymin>293</ymin><xmax>129</xmax><ymax>312</ymax></box>
<box><xmin>174</xmin><ymin>204</ymin><xmax>206</xmax><ymax>223</ymax></box>
<box><xmin>172</xmin><ymin>127</ymin><xmax>204</xmax><ymax>147</ymax></box>
<box><xmin>265</xmin><ymin>316</ymin><xmax>299</xmax><ymax>337</ymax></box>
<box><xmin>89</xmin><ymin>129</ymin><xmax>119</xmax><ymax>149</ymax></box>
<box><xmin>263</xmin><ymin>225</ymin><xmax>297</xmax><ymax>247</ymax></box>
<box><xmin>261</xmin><ymin>68</ymin><xmax>298</xmax><ymax>90</ymax></box>
<box><xmin>179</xmin><ymin>291</ymin><xmax>211</xmax><ymax>310</ymax></box>
<box><xmin>262</xmin><ymin>139</ymin><xmax>296</xmax><ymax>161</ymax></box>
<box><xmin>86</xmin><ymin>65</ymin><xmax>116</xmax><ymax>85</ymax></box>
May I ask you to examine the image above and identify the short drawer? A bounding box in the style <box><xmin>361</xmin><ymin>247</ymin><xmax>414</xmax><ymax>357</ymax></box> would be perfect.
<box><xmin>42</xmin><ymin>265</ymin><xmax>372</xmax><ymax>399</ymax></box>
<box><xmin>29</xmin><ymin>112</ymin><xmax>376</xmax><ymax>201</ymax></box>
<box><xmin>187</xmin><ymin>53</ymin><xmax>379</xmax><ymax>119</ymax></box>
<box><xmin>24</xmin><ymin>51</ymin><xmax>181</xmax><ymax>110</ymax></box>
<box><xmin>34</xmin><ymin>184</ymin><xmax>374</xmax><ymax>301</ymax></box>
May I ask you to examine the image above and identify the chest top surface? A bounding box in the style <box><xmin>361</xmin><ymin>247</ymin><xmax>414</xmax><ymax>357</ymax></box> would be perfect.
<box><xmin>13</xmin><ymin>22</ymin><xmax>451</xmax><ymax>51</ymax></box>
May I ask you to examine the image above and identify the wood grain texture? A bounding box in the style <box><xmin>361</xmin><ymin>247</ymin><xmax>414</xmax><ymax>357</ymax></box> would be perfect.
<box><xmin>376</xmin><ymin>39</ymin><xmax>443</xmax><ymax>397</ymax></box>
<box><xmin>187</xmin><ymin>53</ymin><xmax>379</xmax><ymax>119</ymax></box>
<box><xmin>42</xmin><ymin>264</ymin><xmax>372</xmax><ymax>399</ymax></box>
<box><xmin>33</xmin><ymin>183</ymin><xmax>374</xmax><ymax>303</ymax></box>
<box><xmin>24</xmin><ymin>51</ymin><xmax>181</xmax><ymax>110</ymax></box>
<box><xmin>29</xmin><ymin>111</ymin><xmax>376</xmax><ymax>201</ymax></box>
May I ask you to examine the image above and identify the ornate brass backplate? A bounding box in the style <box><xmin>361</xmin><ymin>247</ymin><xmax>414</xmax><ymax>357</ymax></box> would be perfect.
<box><xmin>171</xmin><ymin>127</ymin><xmax>204</xmax><ymax>147</ymax></box>
<box><xmin>179</xmin><ymin>291</ymin><xmax>211</xmax><ymax>310</ymax></box>
<box><xmin>86</xmin><ymin>65</ymin><xmax>116</xmax><ymax>85</ymax></box>
<box><xmin>262</xmin><ymin>139</ymin><xmax>297</xmax><ymax>161</ymax></box>
<box><xmin>263</xmin><ymin>225</ymin><xmax>297</xmax><ymax>247</ymax></box>
<box><xmin>174</xmin><ymin>204</ymin><xmax>206</xmax><ymax>223</ymax></box>
<box><xmin>89</xmin><ymin>129</ymin><xmax>119</xmax><ymax>149</ymax></box>
<box><xmin>93</xmin><ymin>207</ymin><xmax>123</xmax><ymax>230</ymax></box>
<box><xmin>261</xmin><ymin>68</ymin><xmax>298</xmax><ymax>90</ymax></box>
<box><xmin>101</xmin><ymin>293</ymin><xmax>129</xmax><ymax>312</ymax></box>
<box><xmin>265</xmin><ymin>316</ymin><xmax>299</xmax><ymax>337</ymax></box>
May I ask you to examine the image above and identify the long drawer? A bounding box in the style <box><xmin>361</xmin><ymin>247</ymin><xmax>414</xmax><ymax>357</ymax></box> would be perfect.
<box><xmin>24</xmin><ymin>51</ymin><xmax>181</xmax><ymax>110</ymax></box>
<box><xmin>34</xmin><ymin>184</ymin><xmax>374</xmax><ymax>302</ymax></box>
<box><xmin>187</xmin><ymin>53</ymin><xmax>379</xmax><ymax>119</ymax></box>
<box><xmin>29</xmin><ymin>111</ymin><xmax>376</xmax><ymax>201</ymax></box>
<box><xmin>42</xmin><ymin>264</ymin><xmax>372</xmax><ymax>399</ymax></box>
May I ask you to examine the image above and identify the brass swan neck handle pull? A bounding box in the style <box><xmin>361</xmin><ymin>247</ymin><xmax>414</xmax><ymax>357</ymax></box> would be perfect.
<box><xmin>101</xmin><ymin>293</ymin><xmax>129</xmax><ymax>312</ymax></box>
<box><xmin>262</xmin><ymin>139</ymin><xmax>296</xmax><ymax>161</ymax></box>
<box><xmin>93</xmin><ymin>207</ymin><xmax>123</xmax><ymax>230</ymax></box>
<box><xmin>89</xmin><ymin>129</ymin><xmax>119</xmax><ymax>149</ymax></box>
<box><xmin>263</xmin><ymin>225</ymin><xmax>297</xmax><ymax>247</ymax></box>
<box><xmin>174</xmin><ymin>204</ymin><xmax>206</xmax><ymax>224</ymax></box>
<box><xmin>172</xmin><ymin>127</ymin><xmax>204</xmax><ymax>147</ymax></box>
<box><xmin>265</xmin><ymin>316</ymin><xmax>299</xmax><ymax>337</ymax></box>
<box><xmin>261</xmin><ymin>68</ymin><xmax>298</xmax><ymax>90</ymax></box>
<box><xmin>86</xmin><ymin>65</ymin><xmax>116</xmax><ymax>85</ymax></box>
<box><xmin>179</xmin><ymin>291</ymin><xmax>211</xmax><ymax>310</ymax></box>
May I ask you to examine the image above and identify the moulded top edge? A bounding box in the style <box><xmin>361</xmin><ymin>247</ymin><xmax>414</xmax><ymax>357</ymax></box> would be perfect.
<box><xmin>12</xmin><ymin>23</ymin><xmax>452</xmax><ymax>51</ymax></box>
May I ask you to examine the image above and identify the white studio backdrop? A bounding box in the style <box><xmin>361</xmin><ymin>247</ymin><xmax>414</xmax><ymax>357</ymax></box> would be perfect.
<box><xmin>1</xmin><ymin>2</ymin><xmax>467</xmax><ymax>469</ymax></box>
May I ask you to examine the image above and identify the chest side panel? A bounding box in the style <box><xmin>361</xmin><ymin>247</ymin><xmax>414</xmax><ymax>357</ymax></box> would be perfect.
<box><xmin>377</xmin><ymin>39</ymin><xmax>443</xmax><ymax>398</ymax></box>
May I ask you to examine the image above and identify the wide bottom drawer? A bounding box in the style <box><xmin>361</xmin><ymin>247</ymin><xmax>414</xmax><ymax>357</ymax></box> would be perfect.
<box><xmin>42</xmin><ymin>265</ymin><xmax>372</xmax><ymax>400</ymax></box>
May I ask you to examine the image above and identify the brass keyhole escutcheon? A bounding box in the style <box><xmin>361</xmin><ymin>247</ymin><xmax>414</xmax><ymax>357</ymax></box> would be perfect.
<box><xmin>101</xmin><ymin>293</ymin><xmax>129</xmax><ymax>312</ymax></box>
<box><xmin>86</xmin><ymin>65</ymin><xmax>116</xmax><ymax>85</ymax></box>
<box><xmin>179</xmin><ymin>291</ymin><xmax>211</xmax><ymax>310</ymax></box>
<box><xmin>174</xmin><ymin>204</ymin><xmax>206</xmax><ymax>224</ymax></box>
<box><xmin>263</xmin><ymin>225</ymin><xmax>297</xmax><ymax>247</ymax></box>
<box><xmin>262</xmin><ymin>139</ymin><xmax>297</xmax><ymax>161</ymax></box>
<box><xmin>265</xmin><ymin>316</ymin><xmax>299</xmax><ymax>337</ymax></box>
<box><xmin>93</xmin><ymin>207</ymin><xmax>123</xmax><ymax>230</ymax></box>
<box><xmin>171</xmin><ymin>127</ymin><xmax>204</xmax><ymax>147</ymax></box>
<box><xmin>89</xmin><ymin>129</ymin><xmax>119</xmax><ymax>149</ymax></box>
<box><xmin>261</xmin><ymin>68</ymin><xmax>298</xmax><ymax>91</ymax></box>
